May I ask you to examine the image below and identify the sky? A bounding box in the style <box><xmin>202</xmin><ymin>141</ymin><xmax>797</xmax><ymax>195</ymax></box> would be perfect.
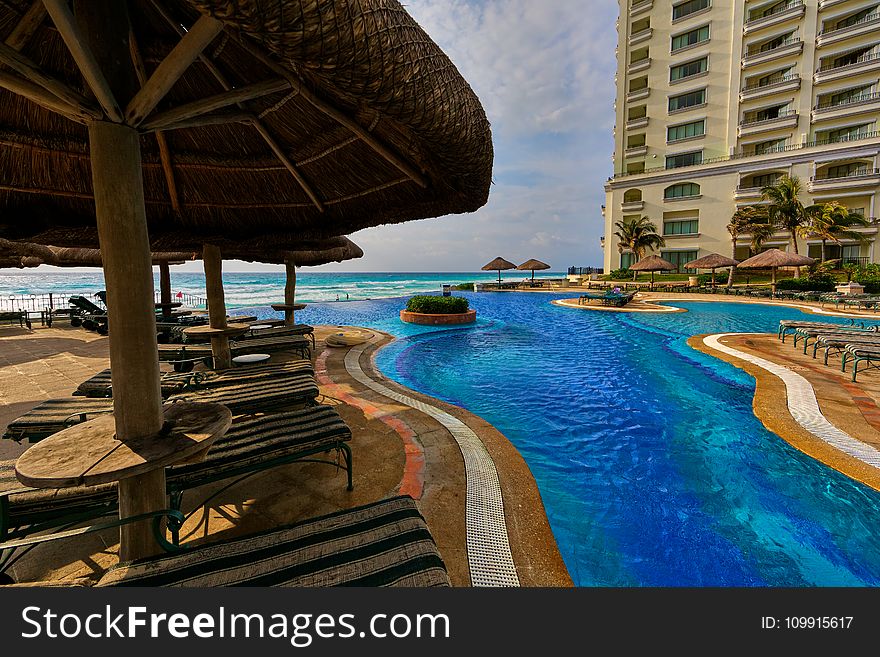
<box><xmin>8</xmin><ymin>0</ymin><xmax>621</xmax><ymax>274</ymax></box>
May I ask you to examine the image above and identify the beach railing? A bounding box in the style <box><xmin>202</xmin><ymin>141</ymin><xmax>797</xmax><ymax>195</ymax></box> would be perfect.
<box><xmin>154</xmin><ymin>290</ymin><xmax>207</xmax><ymax>308</ymax></box>
<box><xmin>1</xmin><ymin>290</ymin><xmax>207</xmax><ymax>312</ymax></box>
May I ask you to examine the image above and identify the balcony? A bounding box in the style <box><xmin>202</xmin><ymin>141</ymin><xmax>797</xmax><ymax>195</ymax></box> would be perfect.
<box><xmin>743</xmin><ymin>1</ymin><xmax>806</xmax><ymax>36</ymax></box>
<box><xmin>630</xmin><ymin>0</ymin><xmax>653</xmax><ymax>16</ymax></box>
<box><xmin>627</xmin><ymin>86</ymin><xmax>650</xmax><ymax>102</ymax></box>
<box><xmin>625</xmin><ymin>144</ymin><xmax>648</xmax><ymax>157</ymax></box>
<box><xmin>737</xmin><ymin>110</ymin><xmax>799</xmax><ymax>136</ymax></box>
<box><xmin>740</xmin><ymin>73</ymin><xmax>801</xmax><ymax>101</ymax></box>
<box><xmin>812</xmin><ymin>91</ymin><xmax>880</xmax><ymax>122</ymax></box>
<box><xmin>733</xmin><ymin>185</ymin><xmax>764</xmax><ymax>200</ymax></box>
<box><xmin>628</xmin><ymin>57</ymin><xmax>651</xmax><ymax>74</ymax></box>
<box><xmin>809</xmin><ymin>168</ymin><xmax>880</xmax><ymax>192</ymax></box>
<box><xmin>818</xmin><ymin>0</ymin><xmax>852</xmax><ymax>8</ymax></box>
<box><xmin>621</xmin><ymin>200</ymin><xmax>645</xmax><ymax>211</ymax></box>
<box><xmin>741</xmin><ymin>38</ymin><xmax>803</xmax><ymax>68</ymax></box>
<box><xmin>626</xmin><ymin>115</ymin><xmax>649</xmax><ymax>129</ymax></box>
<box><xmin>629</xmin><ymin>27</ymin><xmax>653</xmax><ymax>46</ymax></box>
<box><xmin>817</xmin><ymin>12</ymin><xmax>880</xmax><ymax>48</ymax></box>
<box><xmin>815</xmin><ymin>52</ymin><xmax>880</xmax><ymax>84</ymax></box>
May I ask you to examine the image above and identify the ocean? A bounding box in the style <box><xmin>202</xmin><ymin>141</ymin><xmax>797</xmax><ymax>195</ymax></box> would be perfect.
<box><xmin>0</xmin><ymin>271</ymin><xmax>565</xmax><ymax>307</ymax></box>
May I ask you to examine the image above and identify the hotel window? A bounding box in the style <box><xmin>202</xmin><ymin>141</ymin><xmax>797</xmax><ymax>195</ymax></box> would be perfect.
<box><xmin>664</xmin><ymin>219</ymin><xmax>699</xmax><ymax>235</ymax></box>
<box><xmin>828</xmin><ymin>85</ymin><xmax>873</xmax><ymax>107</ymax></box>
<box><xmin>623</xmin><ymin>189</ymin><xmax>643</xmax><ymax>203</ymax></box>
<box><xmin>673</xmin><ymin>0</ymin><xmax>710</xmax><ymax>21</ymax></box>
<box><xmin>750</xmin><ymin>32</ymin><xmax>795</xmax><ymax>55</ymax></box>
<box><xmin>620</xmin><ymin>252</ymin><xmax>636</xmax><ymax>269</ymax></box>
<box><xmin>670</xmin><ymin>57</ymin><xmax>708</xmax><ymax>82</ymax></box>
<box><xmin>667</xmin><ymin>119</ymin><xmax>705</xmax><ymax>143</ymax></box>
<box><xmin>835</xmin><ymin>6</ymin><xmax>877</xmax><ymax>30</ymax></box>
<box><xmin>664</xmin><ymin>182</ymin><xmax>700</xmax><ymax>198</ymax></box>
<box><xmin>671</xmin><ymin>25</ymin><xmax>709</xmax><ymax>52</ymax></box>
<box><xmin>665</xmin><ymin>150</ymin><xmax>702</xmax><ymax>169</ymax></box>
<box><xmin>831</xmin><ymin>46</ymin><xmax>876</xmax><ymax>69</ymax></box>
<box><xmin>823</xmin><ymin>124</ymin><xmax>872</xmax><ymax>143</ymax></box>
<box><xmin>754</xmin><ymin>68</ymin><xmax>792</xmax><ymax>87</ymax></box>
<box><xmin>661</xmin><ymin>250</ymin><xmax>699</xmax><ymax>273</ymax></box>
<box><xmin>752</xmin><ymin>138</ymin><xmax>787</xmax><ymax>155</ymax></box>
<box><xmin>749</xmin><ymin>1</ymin><xmax>796</xmax><ymax>21</ymax></box>
<box><xmin>745</xmin><ymin>172</ymin><xmax>782</xmax><ymax>188</ymax></box>
<box><xmin>668</xmin><ymin>88</ymin><xmax>706</xmax><ymax>112</ymax></box>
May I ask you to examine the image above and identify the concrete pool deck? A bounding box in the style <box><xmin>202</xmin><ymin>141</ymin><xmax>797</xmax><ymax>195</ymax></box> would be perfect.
<box><xmin>0</xmin><ymin>323</ymin><xmax>570</xmax><ymax>587</ymax></box>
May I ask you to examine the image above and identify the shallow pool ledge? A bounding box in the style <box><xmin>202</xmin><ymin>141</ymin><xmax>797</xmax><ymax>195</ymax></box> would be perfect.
<box><xmin>552</xmin><ymin>298</ymin><xmax>685</xmax><ymax>313</ymax></box>
<box><xmin>692</xmin><ymin>332</ymin><xmax>880</xmax><ymax>491</ymax></box>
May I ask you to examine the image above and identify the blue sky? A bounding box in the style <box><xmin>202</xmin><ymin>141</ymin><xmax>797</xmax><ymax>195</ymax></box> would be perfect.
<box><xmin>13</xmin><ymin>0</ymin><xmax>621</xmax><ymax>274</ymax></box>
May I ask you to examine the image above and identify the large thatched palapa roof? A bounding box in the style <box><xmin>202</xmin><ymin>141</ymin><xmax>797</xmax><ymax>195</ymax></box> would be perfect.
<box><xmin>685</xmin><ymin>253</ymin><xmax>738</xmax><ymax>270</ymax></box>
<box><xmin>517</xmin><ymin>259</ymin><xmax>550</xmax><ymax>271</ymax></box>
<box><xmin>0</xmin><ymin>238</ymin><xmax>197</xmax><ymax>267</ymax></box>
<box><xmin>629</xmin><ymin>255</ymin><xmax>676</xmax><ymax>272</ymax></box>
<box><xmin>482</xmin><ymin>257</ymin><xmax>517</xmax><ymax>271</ymax></box>
<box><xmin>223</xmin><ymin>236</ymin><xmax>364</xmax><ymax>266</ymax></box>
<box><xmin>0</xmin><ymin>0</ymin><xmax>493</xmax><ymax>246</ymax></box>
<box><xmin>737</xmin><ymin>249</ymin><xmax>814</xmax><ymax>269</ymax></box>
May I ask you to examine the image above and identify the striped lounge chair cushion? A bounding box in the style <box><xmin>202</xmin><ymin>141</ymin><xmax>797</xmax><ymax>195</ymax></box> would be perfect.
<box><xmin>158</xmin><ymin>344</ymin><xmax>214</xmax><ymax>360</ymax></box>
<box><xmin>167</xmin><ymin>372</ymin><xmax>318</xmax><ymax>414</ymax></box>
<box><xmin>74</xmin><ymin>369</ymin><xmax>196</xmax><ymax>398</ymax></box>
<box><xmin>96</xmin><ymin>496</ymin><xmax>450</xmax><ymax>587</ymax></box>
<box><xmin>240</xmin><ymin>325</ymin><xmax>314</xmax><ymax>340</ymax></box>
<box><xmin>230</xmin><ymin>335</ymin><xmax>310</xmax><ymax>354</ymax></box>
<box><xmin>191</xmin><ymin>360</ymin><xmax>314</xmax><ymax>390</ymax></box>
<box><xmin>2</xmin><ymin>405</ymin><xmax>349</xmax><ymax>534</ymax></box>
<box><xmin>2</xmin><ymin>398</ymin><xmax>113</xmax><ymax>442</ymax></box>
<box><xmin>167</xmin><ymin>405</ymin><xmax>350</xmax><ymax>488</ymax></box>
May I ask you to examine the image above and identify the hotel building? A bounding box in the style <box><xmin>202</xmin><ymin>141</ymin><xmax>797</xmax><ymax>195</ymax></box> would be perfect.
<box><xmin>603</xmin><ymin>0</ymin><xmax>880</xmax><ymax>273</ymax></box>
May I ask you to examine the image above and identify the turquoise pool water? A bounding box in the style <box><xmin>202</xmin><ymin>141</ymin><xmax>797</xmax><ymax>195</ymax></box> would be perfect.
<box><xmin>277</xmin><ymin>294</ymin><xmax>880</xmax><ymax>586</ymax></box>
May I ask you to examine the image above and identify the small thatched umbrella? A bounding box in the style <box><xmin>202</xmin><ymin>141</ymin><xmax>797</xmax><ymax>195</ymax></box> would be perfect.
<box><xmin>0</xmin><ymin>0</ymin><xmax>491</xmax><ymax>561</ymax></box>
<box><xmin>629</xmin><ymin>254</ymin><xmax>677</xmax><ymax>290</ymax></box>
<box><xmin>684</xmin><ymin>253</ymin><xmax>739</xmax><ymax>288</ymax></box>
<box><xmin>517</xmin><ymin>258</ymin><xmax>551</xmax><ymax>282</ymax></box>
<box><xmin>482</xmin><ymin>257</ymin><xmax>517</xmax><ymax>284</ymax></box>
<box><xmin>737</xmin><ymin>249</ymin><xmax>815</xmax><ymax>294</ymax></box>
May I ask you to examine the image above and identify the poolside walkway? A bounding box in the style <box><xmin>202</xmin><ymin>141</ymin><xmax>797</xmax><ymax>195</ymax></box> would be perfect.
<box><xmin>0</xmin><ymin>323</ymin><xmax>570</xmax><ymax>586</ymax></box>
<box><xmin>693</xmin><ymin>332</ymin><xmax>880</xmax><ymax>491</ymax></box>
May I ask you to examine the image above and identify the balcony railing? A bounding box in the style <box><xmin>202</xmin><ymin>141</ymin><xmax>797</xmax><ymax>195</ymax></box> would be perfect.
<box><xmin>739</xmin><ymin>109</ymin><xmax>798</xmax><ymax>127</ymax></box>
<box><xmin>815</xmin><ymin>91</ymin><xmax>880</xmax><ymax>111</ymax></box>
<box><xmin>817</xmin><ymin>51</ymin><xmax>880</xmax><ymax>73</ymax></box>
<box><xmin>742</xmin><ymin>72</ymin><xmax>800</xmax><ymax>92</ymax></box>
<box><xmin>630</xmin><ymin>0</ymin><xmax>652</xmax><ymax>14</ymax></box>
<box><xmin>611</xmin><ymin>131</ymin><xmax>880</xmax><ymax>178</ymax></box>
<box><xmin>745</xmin><ymin>36</ymin><xmax>801</xmax><ymax>58</ymax></box>
<box><xmin>744</xmin><ymin>1</ymin><xmax>805</xmax><ymax>31</ymax></box>
<box><xmin>818</xmin><ymin>12</ymin><xmax>880</xmax><ymax>37</ymax></box>
<box><xmin>842</xmin><ymin>256</ymin><xmax>870</xmax><ymax>267</ymax></box>
<box><xmin>812</xmin><ymin>168</ymin><xmax>880</xmax><ymax>182</ymax></box>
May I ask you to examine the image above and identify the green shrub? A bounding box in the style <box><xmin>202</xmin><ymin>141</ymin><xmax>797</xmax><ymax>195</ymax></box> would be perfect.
<box><xmin>454</xmin><ymin>282</ymin><xmax>475</xmax><ymax>290</ymax></box>
<box><xmin>776</xmin><ymin>278</ymin><xmax>836</xmax><ymax>292</ymax></box>
<box><xmin>607</xmin><ymin>268</ymin><xmax>630</xmax><ymax>280</ymax></box>
<box><xmin>405</xmin><ymin>295</ymin><xmax>469</xmax><ymax>314</ymax></box>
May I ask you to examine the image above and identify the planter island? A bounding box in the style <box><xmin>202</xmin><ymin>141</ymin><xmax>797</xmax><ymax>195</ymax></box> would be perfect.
<box><xmin>400</xmin><ymin>295</ymin><xmax>477</xmax><ymax>325</ymax></box>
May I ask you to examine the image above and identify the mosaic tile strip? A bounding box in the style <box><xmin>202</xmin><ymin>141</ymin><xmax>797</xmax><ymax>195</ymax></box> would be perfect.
<box><xmin>344</xmin><ymin>340</ymin><xmax>520</xmax><ymax>587</ymax></box>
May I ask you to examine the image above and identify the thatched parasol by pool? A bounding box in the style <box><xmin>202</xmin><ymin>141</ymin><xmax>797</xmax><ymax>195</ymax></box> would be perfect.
<box><xmin>736</xmin><ymin>249</ymin><xmax>815</xmax><ymax>295</ymax></box>
<box><xmin>684</xmin><ymin>253</ymin><xmax>739</xmax><ymax>288</ymax></box>
<box><xmin>482</xmin><ymin>257</ymin><xmax>517</xmax><ymax>284</ymax></box>
<box><xmin>517</xmin><ymin>258</ymin><xmax>551</xmax><ymax>282</ymax></box>
<box><xmin>629</xmin><ymin>254</ymin><xmax>676</xmax><ymax>290</ymax></box>
<box><xmin>0</xmin><ymin>0</ymin><xmax>491</xmax><ymax>561</ymax></box>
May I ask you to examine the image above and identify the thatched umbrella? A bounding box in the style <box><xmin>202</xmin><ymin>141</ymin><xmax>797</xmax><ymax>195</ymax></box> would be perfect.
<box><xmin>737</xmin><ymin>249</ymin><xmax>815</xmax><ymax>294</ymax></box>
<box><xmin>629</xmin><ymin>254</ymin><xmax>677</xmax><ymax>290</ymax></box>
<box><xmin>0</xmin><ymin>0</ymin><xmax>491</xmax><ymax>561</ymax></box>
<box><xmin>517</xmin><ymin>258</ymin><xmax>551</xmax><ymax>282</ymax></box>
<box><xmin>482</xmin><ymin>257</ymin><xmax>517</xmax><ymax>284</ymax></box>
<box><xmin>684</xmin><ymin>253</ymin><xmax>739</xmax><ymax>288</ymax></box>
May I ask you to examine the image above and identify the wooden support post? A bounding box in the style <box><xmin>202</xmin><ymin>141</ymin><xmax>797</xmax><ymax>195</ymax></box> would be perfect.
<box><xmin>284</xmin><ymin>254</ymin><xmax>297</xmax><ymax>326</ymax></box>
<box><xmin>89</xmin><ymin>121</ymin><xmax>165</xmax><ymax>561</ymax></box>
<box><xmin>159</xmin><ymin>260</ymin><xmax>172</xmax><ymax>320</ymax></box>
<box><xmin>5</xmin><ymin>1</ymin><xmax>47</xmax><ymax>51</ymax></box>
<box><xmin>203</xmin><ymin>244</ymin><xmax>231</xmax><ymax>369</ymax></box>
<box><xmin>79</xmin><ymin>0</ymin><xmax>163</xmax><ymax>561</ymax></box>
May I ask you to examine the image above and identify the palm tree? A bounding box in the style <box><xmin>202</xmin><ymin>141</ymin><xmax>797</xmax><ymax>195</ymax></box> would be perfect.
<box><xmin>613</xmin><ymin>216</ymin><xmax>665</xmax><ymax>280</ymax></box>
<box><xmin>798</xmin><ymin>201</ymin><xmax>868</xmax><ymax>262</ymax></box>
<box><xmin>761</xmin><ymin>175</ymin><xmax>808</xmax><ymax>273</ymax></box>
<box><xmin>725</xmin><ymin>205</ymin><xmax>775</xmax><ymax>289</ymax></box>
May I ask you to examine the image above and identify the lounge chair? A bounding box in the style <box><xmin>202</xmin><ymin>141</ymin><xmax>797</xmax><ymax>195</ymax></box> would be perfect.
<box><xmin>166</xmin><ymin>370</ymin><xmax>319</xmax><ymax>414</ymax></box>
<box><xmin>1</xmin><ymin>405</ymin><xmax>354</xmax><ymax>577</ymax></box>
<box><xmin>96</xmin><ymin>496</ymin><xmax>449</xmax><ymax>587</ymax></box>
<box><xmin>0</xmin><ymin>311</ymin><xmax>29</xmax><ymax>329</ymax></box>
<box><xmin>813</xmin><ymin>334</ymin><xmax>880</xmax><ymax>364</ymax></box>
<box><xmin>2</xmin><ymin>398</ymin><xmax>114</xmax><ymax>443</ymax></box>
<box><xmin>842</xmin><ymin>344</ymin><xmax>880</xmax><ymax>381</ymax></box>
<box><xmin>792</xmin><ymin>326</ymin><xmax>879</xmax><ymax>354</ymax></box>
<box><xmin>241</xmin><ymin>324</ymin><xmax>316</xmax><ymax>349</ymax></box>
<box><xmin>74</xmin><ymin>369</ymin><xmax>202</xmax><ymax>398</ymax></box>
<box><xmin>159</xmin><ymin>336</ymin><xmax>310</xmax><ymax>371</ymax></box>
<box><xmin>578</xmin><ymin>291</ymin><xmax>635</xmax><ymax>307</ymax></box>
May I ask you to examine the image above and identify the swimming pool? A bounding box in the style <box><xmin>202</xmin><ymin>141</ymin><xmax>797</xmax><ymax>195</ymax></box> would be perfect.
<box><xmin>267</xmin><ymin>294</ymin><xmax>880</xmax><ymax>586</ymax></box>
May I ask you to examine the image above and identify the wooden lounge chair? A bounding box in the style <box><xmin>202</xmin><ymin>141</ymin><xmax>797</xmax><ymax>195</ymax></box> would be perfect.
<box><xmin>1</xmin><ymin>405</ymin><xmax>353</xmax><ymax>577</ymax></box>
<box><xmin>2</xmin><ymin>398</ymin><xmax>113</xmax><ymax>443</ymax></box>
<box><xmin>96</xmin><ymin>496</ymin><xmax>449</xmax><ymax>587</ymax></box>
<box><xmin>166</xmin><ymin>371</ymin><xmax>319</xmax><ymax>414</ymax></box>
<box><xmin>74</xmin><ymin>368</ymin><xmax>201</xmax><ymax>398</ymax></box>
<box><xmin>241</xmin><ymin>324</ymin><xmax>316</xmax><ymax>349</ymax></box>
<box><xmin>230</xmin><ymin>334</ymin><xmax>311</xmax><ymax>359</ymax></box>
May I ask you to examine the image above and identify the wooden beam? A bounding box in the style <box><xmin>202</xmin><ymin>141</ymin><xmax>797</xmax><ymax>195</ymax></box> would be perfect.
<box><xmin>251</xmin><ymin>120</ymin><xmax>324</xmax><ymax>212</ymax></box>
<box><xmin>0</xmin><ymin>69</ymin><xmax>98</xmax><ymax>122</ymax></box>
<box><xmin>5</xmin><ymin>0</ymin><xmax>46</xmax><ymax>51</ymax></box>
<box><xmin>141</xmin><ymin>78</ymin><xmax>291</xmax><ymax>131</ymax></box>
<box><xmin>0</xmin><ymin>40</ymin><xmax>103</xmax><ymax>116</ymax></box>
<box><xmin>125</xmin><ymin>15</ymin><xmax>224</xmax><ymax>126</ymax></box>
<box><xmin>233</xmin><ymin>37</ymin><xmax>429</xmax><ymax>189</ymax></box>
<box><xmin>147</xmin><ymin>110</ymin><xmax>253</xmax><ymax>132</ymax></box>
<box><xmin>129</xmin><ymin>30</ymin><xmax>180</xmax><ymax>214</ymax></box>
<box><xmin>42</xmin><ymin>0</ymin><xmax>122</xmax><ymax>122</ymax></box>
